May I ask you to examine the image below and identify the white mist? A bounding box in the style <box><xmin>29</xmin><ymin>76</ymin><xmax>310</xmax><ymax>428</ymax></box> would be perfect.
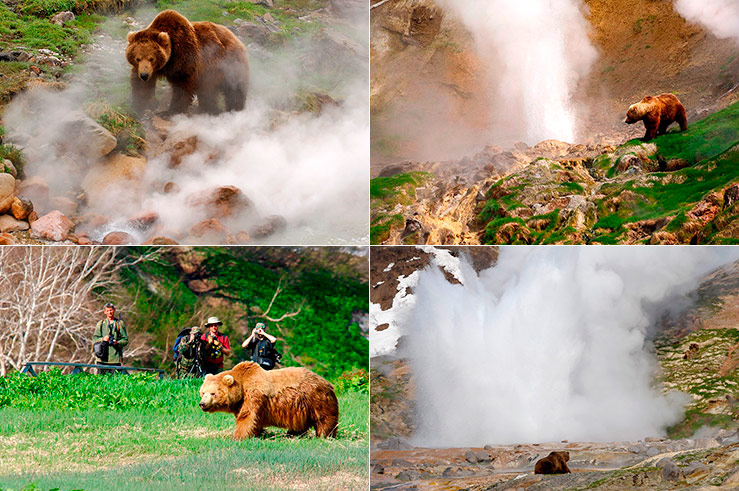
<box><xmin>437</xmin><ymin>0</ymin><xmax>597</xmax><ymax>144</ymax></box>
<box><xmin>675</xmin><ymin>0</ymin><xmax>739</xmax><ymax>43</ymax></box>
<box><xmin>407</xmin><ymin>247</ymin><xmax>739</xmax><ymax>447</ymax></box>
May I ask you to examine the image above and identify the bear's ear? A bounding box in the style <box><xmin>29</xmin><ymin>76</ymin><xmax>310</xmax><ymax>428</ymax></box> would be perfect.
<box><xmin>157</xmin><ymin>31</ymin><xmax>171</xmax><ymax>48</ymax></box>
<box><xmin>204</xmin><ymin>373</ymin><xmax>213</xmax><ymax>381</ymax></box>
<box><xmin>223</xmin><ymin>374</ymin><xmax>235</xmax><ymax>387</ymax></box>
<box><xmin>127</xmin><ymin>31</ymin><xmax>136</xmax><ymax>43</ymax></box>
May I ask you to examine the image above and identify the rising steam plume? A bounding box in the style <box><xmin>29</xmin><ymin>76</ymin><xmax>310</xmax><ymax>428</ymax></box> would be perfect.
<box><xmin>674</xmin><ymin>0</ymin><xmax>739</xmax><ymax>43</ymax></box>
<box><xmin>437</xmin><ymin>0</ymin><xmax>597</xmax><ymax>145</ymax></box>
<box><xmin>406</xmin><ymin>247</ymin><xmax>739</xmax><ymax>447</ymax></box>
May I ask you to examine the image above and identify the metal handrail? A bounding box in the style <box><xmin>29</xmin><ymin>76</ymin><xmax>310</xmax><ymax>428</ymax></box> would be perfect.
<box><xmin>21</xmin><ymin>361</ymin><xmax>166</xmax><ymax>378</ymax></box>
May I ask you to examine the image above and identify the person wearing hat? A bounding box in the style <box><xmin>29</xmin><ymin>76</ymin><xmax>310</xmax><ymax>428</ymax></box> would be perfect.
<box><xmin>176</xmin><ymin>326</ymin><xmax>202</xmax><ymax>378</ymax></box>
<box><xmin>200</xmin><ymin>316</ymin><xmax>231</xmax><ymax>374</ymax></box>
<box><xmin>92</xmin><ymin>302</ymin><xmax>128</xmax><ymax>374</ymax></box>
<box><xmin>242</xmin><ymin>322</ymin><xmax>279</xmax><ymax>370</ymax></box>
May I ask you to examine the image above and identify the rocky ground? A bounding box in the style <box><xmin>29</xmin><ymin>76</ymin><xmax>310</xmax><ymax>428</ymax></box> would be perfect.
<box><xmin>0</xmin><ymin>0</ymin><xmax>365</xmax><ymax>245</ymax></box>
<box><xmin>370</xmin><ymin>248</ymin><xmax>739</xmax><ymax>489</ymax></box>
<box><xmin>371</xmin><ymin>104</ymin><xmax>739</xmax><ymax>245</ymax></box>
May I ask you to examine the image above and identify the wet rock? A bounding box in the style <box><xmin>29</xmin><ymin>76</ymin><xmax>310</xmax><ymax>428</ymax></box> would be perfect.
<box><xmin>163</xmin><ymin>181</ymin><xmax>180</xmax><ymax>194</ymax></box>
<box><xmin>376</xmin><ymin>436</ymin><xmax>413</xmax><ymax>450</ymax></box>
<box><xmin>465</xmin><ymin>450</ymin><xmax>492</xmax><ymax>464</ymax></box>
<box><xmin>162</xmin><ymin>135</ymin><xmax>199</xmax><ymax>168</ymax></box>
<box><xmin>62</xmin><ymin>111</ymin><xmax>117</xmax><ymax>158</ymax></box>
<box><xmin>0</xmin><ymin>173</ymin><xmax>16</xmax><ymax>214</ymax></box>
<box><xmin>127</xmin><ymin>211</ymin><xmax>159</xmax><ymax>230</ymax></box>
<box><xmin>142</xmin><ymin>236</ymin><xmax>180</xmax><ymax>245</ymax></box>
<box><xmin>188</xmin><ymin>185</ymin><xmax>252</xmax><ymax>220</ymax></box>
<box><xmin>102</xmin><ymin>231</ymin><xmax>133</xmax><ymax>245</ymax></box>
<box><xmin>395</xmin><ymin>469</ymin><xmax>421</xmax><ymax>482</ymax></box>
<box><xmin>684</xmin><ymin>461</ymin><xmax>709</xmax><ymax>483</ymax></box>
<box><xmin>17</xmin><ymin>176</ymin><xmax>50</xmax><ymax>212</ymax></box>
<box><xmin>49</xmin><ymin>196</ymin><xmax>77</xmax><ymax>217</ymax></box>
<box><xmin>3</xmin><ymin>159</ymin><xmax>17</xmax><ymax>178</ymax></box>
<box><xmin>82</xmin><ymin>154</ymin><xmax>147</xmax><ymax>212</ymax></box>
<box><xmin>0</xmin><ymin>214</ymin><xmax>29</xmax><ymax>232</ymax></box>
<box><xmin>659</xmin><ymin>459</ymin><xmax>684</xmax><ymax>482</ymax></box>
<box><xmin>51</xmin><ymin>11</ymin><xmax>75</xmax><ymax>26</ymax></box>
<box><xmin>249</xmin><ymin>214</ymin><xmax>287</xmax><ymax>239</ymax></box>
<box><xmin>77</xmin><ymin>235</ymin><xmax>92</xmax><ymax>245</ymax></box>
<box><xmin>189</xmin><ymin>218</ymin><xmax>236</xmax><ymax>244</ymax></box>
<box><xmin>0</xmin><ymin>232</ymin><xmax>17</xmax><ymax>245</ymax></box>
<box><xmin>30</xmin><ymin>210</ymin><xmax>74</xmax><ymax>241</ymax></box>
<box><xmin>10</xmin><ymin>196</ymin><xmax>33</xmax><ymax>220</ymax></box>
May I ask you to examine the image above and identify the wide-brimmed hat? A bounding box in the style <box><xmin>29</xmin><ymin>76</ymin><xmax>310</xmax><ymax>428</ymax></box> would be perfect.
<box><xmin>256</xmin><ymin>322</ymin><xmax>266</xmax><ymax>330</ymax></box>
<box><xmin>191</xmin><ymin>326</ymin><xmax>201</xmax><ymax>334</ymax></box>
<box><xmin>205</xmin><ymin>316</ymin><xmax>223</xmax><ymax>326</ymax></box>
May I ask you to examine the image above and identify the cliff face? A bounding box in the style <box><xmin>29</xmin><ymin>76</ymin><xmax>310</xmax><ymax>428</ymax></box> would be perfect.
<box><xmin>371</xmin><ymin>0</ymin><xmax>739</xmax><ymax>165</ymax></box>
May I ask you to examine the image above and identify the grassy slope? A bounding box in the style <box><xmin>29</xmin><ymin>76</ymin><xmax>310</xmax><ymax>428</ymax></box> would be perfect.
<box><xmin>0</xmin><ymin>371</ymin><xmax>368</xmax><ymax>490</ymax></box>
<box><xmin>369</xmin><ymin>172</ymin><xmax>431</xmax><ymax>244</ymax></box>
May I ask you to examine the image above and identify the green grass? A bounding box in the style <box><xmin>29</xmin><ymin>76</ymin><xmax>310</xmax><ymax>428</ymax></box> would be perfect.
<box><xmin>370</xmin><ymin>213</ymin><xmax>403</xmax><ymax>245</ymax></box>
<box><xmin>0</xmin><ymin>370</ymin><xmax>368</xmax><ymax>490</ymax></box>
<box><xmin>370</xmin><ymin>172</ymin><xmax>431</xmax><ymax>204</ymax></box>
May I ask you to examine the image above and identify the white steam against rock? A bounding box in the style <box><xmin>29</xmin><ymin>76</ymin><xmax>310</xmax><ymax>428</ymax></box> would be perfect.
<box><xmin>437</xmin><ymin>0</ymin><xmax>597</xmax><ymax>145</ymax></box>
<box><xmin>674</xmin><ymin>0</ymin><xmax>739</xmax><ymax>43</ymax></box>
<box><xmin>407</xmin><ymin>247</ymin><xmax>739</xmax><ymax>446</ymax></box>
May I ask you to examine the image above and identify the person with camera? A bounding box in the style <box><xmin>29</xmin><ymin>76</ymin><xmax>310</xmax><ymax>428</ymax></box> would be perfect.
<box><xmin>92</xmin><ymin>302</ymin><xmax>128</xmax><ymax>374</ymax></box>
<box><xmin>242</xmin><ymin>322</ymin><xmax>280</xmax><ymax>370</ymax></box>
<box><xmin>200</xmin><ymin>316</ymin><xmax>231</xmax><ymax>374</ymax></box>
<box><xmin>176</xmin><ymin>326</ymin><xmax>203</xmax><ymax>378</ymax></box>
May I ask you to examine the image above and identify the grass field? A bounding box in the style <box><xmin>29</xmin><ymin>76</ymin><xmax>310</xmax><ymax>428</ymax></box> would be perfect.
<box><xmin>0</xmin><ymin>370</ymin><xmax>368</xmax><ymax>490</ymax></box>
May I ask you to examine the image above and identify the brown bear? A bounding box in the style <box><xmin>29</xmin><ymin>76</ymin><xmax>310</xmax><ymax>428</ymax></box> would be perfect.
<box><xmin>624</xmin><ymin>93</ymin><xmax>688</xmax><ymax>141</ymax></box>
<box><xmin>126</xmin><ymin>10</ymin><xmax>250</xmax><ymax>115</ymax></box>
<box><xmin>534</xmin><ymin>451</ymin><xmax>571</xmax><ymax>474</ymax></box>
<box><xmin>198</xmin><ymin>361</ymin><xmax>339</xmax><ymax>440</ymax></box>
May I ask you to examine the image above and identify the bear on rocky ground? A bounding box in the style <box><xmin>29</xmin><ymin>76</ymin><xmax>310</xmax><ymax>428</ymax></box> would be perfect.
<box><xmin>198</xmin><ymin>361</ymin><xmax>339</xmax><ymax>440</ymax></box>
<box><xmin>534</xmin><ymin>451</ymin><xmax>571</xmax><ymax>474</ymax></box>
<box><xmin>126</xmin><ymin>10</ymin><xmax>250</xmax><ymax>115</ymax></box>
<box><xmin>624</xmin><ymin>93</ymin><xmax>688</xmax><ymax>141</ymax></box>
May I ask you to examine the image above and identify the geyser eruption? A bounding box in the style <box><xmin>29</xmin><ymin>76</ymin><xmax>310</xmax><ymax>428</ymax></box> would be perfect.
<box><xmin>407</xmin><ymin>247</ymin><xmax>739</xmax><ymax>447</ymax></box>
<box><xmin>438</xmin><ymin>0</ymin><xmax>597</xmax><ymax>144</ymax></box>
<box><xmin>674</xmin><ymin>0</ymin><xmax>739</xmax><ymax>43</ymax></box>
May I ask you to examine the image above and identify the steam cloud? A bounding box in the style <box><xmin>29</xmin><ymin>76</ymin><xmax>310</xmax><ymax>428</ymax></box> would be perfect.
<box><xmin>674</xmin><ymin>0</ymin><xmax>739</xmax><ymax>43</ymax></box>
<box><xmin>407</xmin><ymin>247</ymin><xmax>739</xmax><ymax>446</ymax></box>
<box><xmin>4</xmin><ymin>11</ymin><xmax>368</xmax><ymax>245</ymax></box>
<box><xmin>437</xmin><ymin>0</ymin><xmax>597</xmax><ymax>145</ymax></box>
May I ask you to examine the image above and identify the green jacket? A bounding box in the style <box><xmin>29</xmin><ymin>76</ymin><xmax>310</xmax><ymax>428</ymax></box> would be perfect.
<box><xmin>93</xmin><ymin>318</ymin><xmax>128</xmax><ymax>365</ymax></box>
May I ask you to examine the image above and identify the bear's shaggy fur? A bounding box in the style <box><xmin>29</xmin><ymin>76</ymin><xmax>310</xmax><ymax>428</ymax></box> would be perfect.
<box><xmin>126</xmin><ymin>10</ymin><xmax>249</xmax><ymax>115</ymax></box>
<box><xmin>624</xmin><ymin>93</ymin><xmax>688</xmax><ymax>141</ymax></box>
<box><xmin>198</xmin><ymin>361</ymin><xmax>339</xmax><ymax>440</ymax></box>
<box><xmin>534</xmin><ymin>451</ymin><xmax>571</xmax><ymax>475</ymax></box>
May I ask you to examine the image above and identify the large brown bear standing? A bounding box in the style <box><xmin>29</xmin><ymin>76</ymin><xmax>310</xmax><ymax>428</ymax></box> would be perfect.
<box><xmin>534</xmin><ymin>451</ymin><xmax>571</xmax><ymax>474</ymax></box>
<box><xmin>624</xmin><ymin>93</ymin><xmax>688</xmax><ymax>141</ymax></box>
<box><xmin>198</xmin><ymin>361</ymin><xmax>339</xmax><ymax>440</ymax></box>
<box><xmin>126</xmin><ymin>10</ymin><xmax>250</xmax><ymax>115</ymax></box>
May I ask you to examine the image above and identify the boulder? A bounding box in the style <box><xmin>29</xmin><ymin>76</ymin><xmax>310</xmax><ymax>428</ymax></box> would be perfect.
<box><xmin>0</xmin><ymin>173</ymin><xmax>16</xmax><ymax>214</ymax></box>
<box><xmin>30</xmin><ymin>210</ymin><xmax>74</xmax><ymax>241</ymax></box>
<box><xmin>82</xmin><ymin>154</ymin><xmax>147</xmax><ymax>212</ymax></box>
<box><xmin>142</xmin><ymin>236</ymin><xmax>180</xmax><ymax>245</ymax></box>
<box><xmin>102</xmin><ymin>231</ymin><xmax>133</xmax><ymax>245</ymax></box>
<box><xmin>465</xmin><ymin>450</ymin><xmax>492</xmax><ymax>464</ymax></box>
<box><xmin>683</xmin><ymin>461</ymin><xmax>709</xmax><ymax>483</ymax></box>
<box><xmin>249</xmin><ymin>214</ymin><xmax>287</xmax><ymax>239</ymax></box>
<box><xmin>189</xmin><ymin>218</ymin><xmax>236</xmax><ymax>244</ymax></box>
<box><xmin>3</xmin><ymin>159</ymin><xmax>17</xmax><ymax>178</ymax></box>
<box><xmin>187</xmin><ymin>185</ymin><xmax>252</xmax><ymax>220</ymax></box>
<box><xmin>17</xmin><ymin>176</ymin><xmax>50</xmax><ymax>212</ymax></box>
<box><xmin>10</xmin><ymin>196</ymin><xmax>33</xmax><ymax>220</ymax></box>
<box><xmin>0</xmin><ymin>214</ymin><xmax>30</xmax><ymax>233</ymax></box>
<box><xmin>127</xmin><ymin>211</ymin><xmax>159</xmax><ymax>230</ymax></box>
<box><xmin>659</xmin><ymin>459</ymin><xmax>684</xmax><ymax>482</ymax></box>
<box><xmin>49</xmin><ymin>196</ymin><xmax>77</xmax><ymax>217</ymax></box>
<box><xmin>62</xmin><ymin>111</ymin><xmax>117</xmax><ymax>159</ymax></box>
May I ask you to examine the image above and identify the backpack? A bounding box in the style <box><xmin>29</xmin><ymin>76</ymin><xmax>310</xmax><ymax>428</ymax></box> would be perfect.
<box><xmin>173</xmin><ymin>327</ymin><xmax>194</xmax><ymax>362</ymax></box>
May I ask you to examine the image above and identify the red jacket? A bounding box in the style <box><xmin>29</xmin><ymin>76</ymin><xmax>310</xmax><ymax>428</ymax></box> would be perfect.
<box><xmin>201</xmin><ymin>333</ymin><xmax>230</xmax><ymax>365</ymax></box>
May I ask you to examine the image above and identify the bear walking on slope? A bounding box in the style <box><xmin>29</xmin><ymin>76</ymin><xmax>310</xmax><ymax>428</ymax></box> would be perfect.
<box><xmin>199</xmin><ymin>361</ymin><xmax>339</xmax><ymax>440</ymax></box>
<box><xmin>126</xmin><ymin>10</ymin><xmax>250</xmax><ymax>115</ymax></box>
<box><xmin>534</xmin><ymin>451</ymin><xmax>571</xmax><ymax>474</ymax></box>
<box><xmin>624</xmin><ymin>93</ymin><xmax>688</xmax><ymax>141</ymax></box>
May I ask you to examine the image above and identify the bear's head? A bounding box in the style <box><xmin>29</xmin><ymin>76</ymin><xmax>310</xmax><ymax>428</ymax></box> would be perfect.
<box><xmin>624</xmin><ymin>96</ymin><xmax>655</xmax><ymax>124</ymax></box>
<box><xmin>199</xmin><ymin>372</ymin><xmax>242</xmax><ymax>413</ymax></box>
<box><xmin>126</xmin><ymin>30</ymin><xmax>172</xmax><ymax>82</ymax></box>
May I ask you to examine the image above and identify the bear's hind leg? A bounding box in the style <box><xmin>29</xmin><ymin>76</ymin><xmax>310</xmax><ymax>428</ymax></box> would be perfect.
<box><xmin>224</xmin><ymin>84</ymin><xmax>246</xmax><ymax>112</ymax></box>
<box><xmin>676</xmin><ymin>105</ymin><xmax>688</xmax><ymax>131</ymax></box>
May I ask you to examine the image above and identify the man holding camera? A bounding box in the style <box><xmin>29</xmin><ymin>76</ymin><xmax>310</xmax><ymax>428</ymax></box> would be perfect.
<box><xmin>200</xmin><ymin>316</ymin><xmax>231</xmax><ymax>374</ymax></box>
<box><xmin>176</xmin><ymin>326</ymin><xmax>202</xmax><ymax>378</ymax></box>
<box><xmin>242</xmin><ymin>322</ymin><xmax>279</xmax><ymax>370</ymax></box>
<box><xmin>92</xmin><ymin>302</ymin><xmax>128</xmax><ymax>374</ymax></box>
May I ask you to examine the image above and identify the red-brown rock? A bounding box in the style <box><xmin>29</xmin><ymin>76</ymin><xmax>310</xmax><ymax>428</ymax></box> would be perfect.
<box><xmin>10</xmin><ymin>196</ymin><xmax>33</xmax><ymax>220</ymax></box>
<box><xmin>30</xmin><ymin>210</ymin><xmax>74</xmax><ymax>241</ymax></box>
<box><xmin>0</xmin><ymin>232</ymin><xmax>17</xmax><ymax>245</ymax></box>
<box><xmin>187</xmin><ymin>186</ymin><xmax>252</xmax><ymax>219</ymax></box>
<box><xmin>102</xmin><ymin>231</ymin><xmax>134</xmax><ymax>245</ymax></box>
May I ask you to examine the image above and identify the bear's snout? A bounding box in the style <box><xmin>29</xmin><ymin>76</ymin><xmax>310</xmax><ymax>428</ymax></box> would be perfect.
<box><xmin>139</xmin><ymin>72</ymin><xmax>150</xmax><ymax>81</ymax></box>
